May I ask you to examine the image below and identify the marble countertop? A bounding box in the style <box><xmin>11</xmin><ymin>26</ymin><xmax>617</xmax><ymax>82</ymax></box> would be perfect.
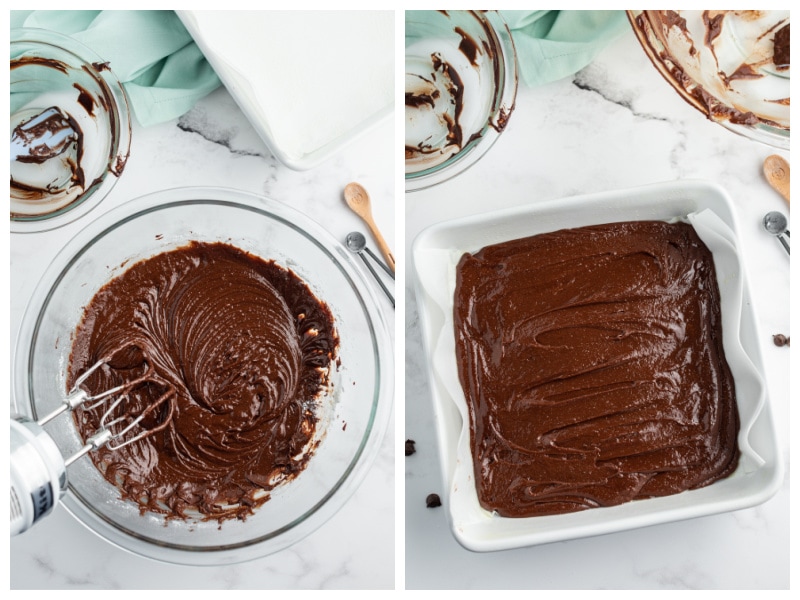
<box><xmin>10</xmin><ymin>86</ymin><xmax>396</xmax><ymax>589</ymax></box>
<box><xmin>404</xmin><ymin>27</ymin><xmax>790</xmax><ymax>590</ymax></box>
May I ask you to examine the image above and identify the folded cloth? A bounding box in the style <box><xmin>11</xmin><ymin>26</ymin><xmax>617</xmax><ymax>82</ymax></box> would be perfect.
<box><xmin>11</xmin><ymin>10</ymin><xmax>221</xmax><ymax>126</ymax></box>
<box><xmin>500</xmin><ymin>10</ymin><xmax>629</xmax><ymax>87</ymax></box>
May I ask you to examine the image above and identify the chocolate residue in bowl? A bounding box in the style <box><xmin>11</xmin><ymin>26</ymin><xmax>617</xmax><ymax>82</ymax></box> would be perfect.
<box><xmin>10</xmin><ymin>58</ymin><xmax>89</xmax><ymax>216</ymax></box>
<box><xmin>431</xmin><ymin>52</ymin><xmax>465</xmax><ymax>149</ymax></box>
<box><xmin>68</xmin><ymin>241</ymin><xmax>339</xmax><ymax>522</ymax></box>
<box><xmin>703</xmin><ymin>11</ymin><xmax>725</xmax><ymax>53</ymax></box>
<box><xmin>12</xmin><ymin>54</ymin><xmax>69</xmax><ymax>73</ymax></box>
<box><xmin>9</xmin><ymin>106</ymin><xmax>87</xmax><ymax>215</ymax></box>
<box><xmin>405</xmin><ymin>72</ymin><xmax>440</xmax><ymax>110</ymax></box>
<box><xmin>455</xmin><ymin>26</ymin><xmax>480</xmax><ymax>66</ymax></box>
<box><xmin>74</xmin><ymin>83</ymin><xmax>95</xmax><ymax>115</ymax></box>
<box><xmin>691</xmin><ymin>86</ymin><xmax>760</xmax><ymax>126</ymax></box>
<box><xmin>773</xmin><ymin>24</ymin><xmax>790</xmax><ymax>69</ymax></box>
<box><xmin>403</xmin><ymin>52</ymin><xmax>466</xmax><ymax>162</ymax></box>
<box><xmin>405</xmin><ymin>11</ymin><xmax>516</xmax><ymax>181</ymax></box>
<box><xmin>722</xmin><ymin>62</ymin><xmax>764</xmax><ymax>84</ymax></box>
<box><xmin>11</xmin><ymin>106</ymin><xmax>80</xmax><ymax>165</ymax></box>
<box><xmin>491</xmin><ymin>105</ymin><xmax>513</xmax><ymax>132</ymax></box>
<box><xmin>632</xmin><ymin>10</ymin><xmax>790</xmax><ymax>137</ymax></box>
<box><xmin>10</xmin><ymin>52</ymin><xmax>129</xmax><ymax>222</ymax></box>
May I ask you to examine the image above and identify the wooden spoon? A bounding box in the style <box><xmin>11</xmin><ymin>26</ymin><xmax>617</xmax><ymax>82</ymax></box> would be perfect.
<box><xmin>764</xmin><ymin>154</ymin><xmax>790</xmax><ymax>205</ymax></box>
<box><xmin>343</xmin><ymin>182</ymin><xmax>395</xmax><ymax>273</ymax></box>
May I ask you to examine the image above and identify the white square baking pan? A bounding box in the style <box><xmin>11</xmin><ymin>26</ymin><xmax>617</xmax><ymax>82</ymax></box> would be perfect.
<box><xmin>178</xmin><ymin>10</ymin><xmax>394</xmax><ymax>171</ymax></box>
<box><xmin>411</xmin><ymin>179</ymin><xmax>783</xmax><ymax>551</ymax></box>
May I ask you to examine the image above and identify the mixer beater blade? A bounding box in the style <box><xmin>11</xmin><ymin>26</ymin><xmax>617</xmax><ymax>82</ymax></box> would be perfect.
<box><xmin>66</xmin><ymin>383</ymin><xmax>176</xmax><ymax>466</ymax></box>
<box><xmin>11</xmin><ymin>354</ymin><xmax>176</xmax><ymax>534</ymax></box>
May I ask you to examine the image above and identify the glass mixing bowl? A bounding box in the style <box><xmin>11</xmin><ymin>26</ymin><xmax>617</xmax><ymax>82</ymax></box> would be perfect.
<box><xmin>14</xmin><ymin>187</ymin><xmax>393</xmax><ymax>565</ymax></box>
<box><xmin>405</xmin><ymin>10</ymin><xmax>518</xmax><ymax>192</ymax></box>
<box><xmin>10</xmin><ymin>28</ymin><xmax>131</xmax><ymax>233</ymax></box>
<box><xmin>628</xmin><ymin>10</ymin><xmax>790</xmax><ymax>149</ymax></box>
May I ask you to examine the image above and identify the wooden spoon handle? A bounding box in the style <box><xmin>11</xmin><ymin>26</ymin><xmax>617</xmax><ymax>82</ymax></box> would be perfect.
<box><xmin>364</xmin><ymin>215</ymin><xmax>396</xmax><ymax>273</ymax></box>
<box><xmin>764</xmin><ymin>154</ymin><xmax>790</xmax><ymax>204</ymax></box>
<box><xmin>343</xmin><ymin>182</ymin><xmax>395</xmax><ymax>272</ymax></box>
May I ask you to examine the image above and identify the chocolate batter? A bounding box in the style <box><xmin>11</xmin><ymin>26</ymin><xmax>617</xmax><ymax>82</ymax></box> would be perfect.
<box><xmin>68</xmin><ymin>242</ymin><xmax>338</xmax><ymax>521</ymax></box>
<box><xmin>454</xmin><ymin>221</ymin><xmax>740</xmax><ymax>517</ymax></box>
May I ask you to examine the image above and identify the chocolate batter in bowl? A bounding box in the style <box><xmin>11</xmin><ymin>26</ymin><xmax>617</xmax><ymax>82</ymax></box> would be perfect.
<box><xmin>14</xmin><ymin>188</ymin><xmax>393</xmax><ymax>564</ymax></box>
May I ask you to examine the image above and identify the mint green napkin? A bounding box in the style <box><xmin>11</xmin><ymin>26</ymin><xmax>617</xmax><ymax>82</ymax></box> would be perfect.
<box><xmin>500</xmin><ymin>10</ymin><xmax>629</xmax><ymax>87</ymax></box>
<box><xmin>11</xmin><ymin>10</ymin><xmax>221</xmax><ymax>126</ymax></box>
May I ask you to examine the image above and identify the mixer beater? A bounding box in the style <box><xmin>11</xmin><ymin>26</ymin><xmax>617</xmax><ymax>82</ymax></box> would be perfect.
<box><xmin>11</xmin><ymin>357</ymin><xmax>175</xmax><ymax>535</ymax></box>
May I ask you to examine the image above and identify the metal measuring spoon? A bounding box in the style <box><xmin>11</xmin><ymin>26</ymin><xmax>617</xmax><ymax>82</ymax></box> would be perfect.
<box><xmin>346</xmin><ymin>231</ymin><xmax>394</xmax><ymax>278</ymax></box>
<box><xmin>343</xmin><ymin>183</ymin><xmax>396</xmax><ymax>273</ymax></box>
<box><xmin>763</xmin><ymin>211</ymin><xmax>790</xmax><ymax>255</ymax></box>
<box><xmin>346</xmin><ymin>232</ymin><xmax>395</xmax><ymax>307</ymax></box>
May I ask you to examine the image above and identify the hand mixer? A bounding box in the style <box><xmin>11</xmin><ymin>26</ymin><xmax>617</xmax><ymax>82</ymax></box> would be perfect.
<box><xmin>11</xmin><ymin>357</ymin><xmax>175</xmax><ymax>535</ymax></box>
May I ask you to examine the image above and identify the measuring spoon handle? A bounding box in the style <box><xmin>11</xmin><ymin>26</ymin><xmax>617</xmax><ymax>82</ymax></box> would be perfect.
<box><xmin>777</xmin><ymin>232</ymin><xmax>790</xmax><ymax>255</ymax></box>
<box><xmin>360</xmin><ymin>253</ymin><xmax>395</xmax><ymax>307</ymax></box>
<box><xmin>364</xmin><ymin>247</ymin><xmax>394</xmax><ymax>279</ymax></box>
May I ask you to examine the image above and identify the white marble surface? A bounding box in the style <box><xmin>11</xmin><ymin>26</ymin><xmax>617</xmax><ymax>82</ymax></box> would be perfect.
<box><xmin>404</xmin><ymin>27</ymin><xmax>790</xmax><ymax>589</ymax></box>
<box><xmin>10</xmin><ymin>83</ymin><xmax>396</xmax><ymax>588</ymax></box>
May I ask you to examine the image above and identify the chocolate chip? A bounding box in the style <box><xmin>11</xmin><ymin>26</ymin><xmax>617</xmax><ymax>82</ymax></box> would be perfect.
<box><xmin>773</xmin><ymin>334</ymin><xmax>790</xmax><ymax>347</ymax></box>
<box><xmin>405</xmin><ymin>439</ymin><xmax>416</xmax><ymax>456</ymax></box>
<box><xmin>426</xmin><ymin>493</ymin><xmax>442</xmax><ymax>508</ymax></box>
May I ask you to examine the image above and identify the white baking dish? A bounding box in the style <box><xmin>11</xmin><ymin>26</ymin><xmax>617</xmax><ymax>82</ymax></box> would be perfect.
<box><xmin>178</xmin><ymin>10</ymin><xmax>394</xmax><ymax>171</ymax></box>
<box><xmin>411</xmin><ymin>179</ymin><xmax>783</xmax><ymax>551</ymax></box>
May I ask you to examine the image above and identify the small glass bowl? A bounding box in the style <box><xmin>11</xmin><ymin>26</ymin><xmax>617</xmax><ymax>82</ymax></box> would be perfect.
<box><xmin>10</xmin><ymin>28</ymin><xmax>131</xmax><ymax>233</ymax></box>
<box><xmin>14</xmin><ymin>187</ymin><xmax>394</xmax><ymax>565</ymax></box>
<box><xmin>628</xmin><ymin>11</ymin><xmax>789</xmax><ymax>149</ymax></box>
<box><xmin>405</xmin><ymin>10</ymin><xmax>518</xmax><ymax>192</ymax></box>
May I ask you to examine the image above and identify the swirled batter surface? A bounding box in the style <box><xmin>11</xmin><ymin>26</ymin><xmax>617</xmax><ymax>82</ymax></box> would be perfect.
<box><xmin>69</xmin><ymin>242</ymin><xmax>337</xmax><ymax>521</ymax></box>
<box><xmin>454</xmin><ymin>221</ymin><xmax>739</xmax><ymax>517</ymax></box>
